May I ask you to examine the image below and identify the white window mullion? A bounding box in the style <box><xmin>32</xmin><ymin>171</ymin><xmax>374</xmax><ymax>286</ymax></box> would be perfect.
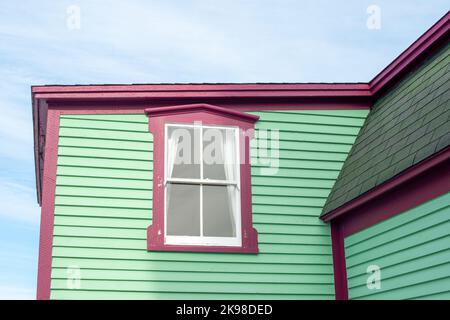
<box><xmin>164</xmin><ymin>125</ymin><xmax>168</xmax><ymax>238</ymax></box>
<box><xmin>166</xmin><ymin>178</ymin><xmax>237</xmax><ymax>186</ymax></box>
<box><xmin>234</xmin><ymin>127</ymin><xmax>241</xmax><ymax>238</ymax></box>
<box><xmin>199</xmin><ymin>125</ymin><xmax>204</xmax><ymax>237</ymax></box>
<box><xmin>200</xmin><ymin>184</ymin><xmax>203</xmax><ymax>237</ymax></box>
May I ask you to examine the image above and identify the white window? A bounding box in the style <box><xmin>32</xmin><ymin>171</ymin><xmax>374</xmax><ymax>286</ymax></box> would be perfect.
<box><xmin>164</xmin><ymin>123</ymin><xmax>241</xmax><ymax>246</ymax></box>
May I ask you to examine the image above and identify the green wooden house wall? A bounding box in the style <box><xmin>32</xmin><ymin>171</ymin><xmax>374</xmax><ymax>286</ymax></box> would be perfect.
<box><xmin>345</xmin><ymin>192</ymin><xmax>450</xmax><ymax>300</ymax></box>
<box><xmin>49</xmin><ymin>109</ymin><xmax>368</xmax><ymax>299</ymax></box>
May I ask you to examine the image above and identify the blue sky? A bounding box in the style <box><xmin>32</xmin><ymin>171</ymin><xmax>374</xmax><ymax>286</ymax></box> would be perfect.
<box><xmin>0</xmin><ymin>0</ymin><xmax>448</xmax><ymax>299</ymax></box>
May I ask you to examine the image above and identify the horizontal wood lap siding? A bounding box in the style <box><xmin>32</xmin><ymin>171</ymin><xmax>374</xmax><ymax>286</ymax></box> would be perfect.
<box><xmin>50</xmin><ymin>109</ymin><xmax>368</xmax><ymax>299</ymax></box>
<box><xmin>345</xmin><ymin>192</ymin><xmax>450</xmax><ymax>300</ymax></box>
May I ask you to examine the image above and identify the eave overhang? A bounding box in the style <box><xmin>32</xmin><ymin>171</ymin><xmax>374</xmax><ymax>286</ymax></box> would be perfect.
<box><xmin>320</xmin><ymin>146</ymin><xmax>450</xmax><ymax>223</ymax></box>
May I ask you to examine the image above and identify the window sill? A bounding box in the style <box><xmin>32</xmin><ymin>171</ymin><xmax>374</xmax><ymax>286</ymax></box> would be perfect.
<box><xmin>147</xmin><ymin>225</ymin><xmax>259</xmax><ymax>254</ymax></box>
<box><xmin>147</xmin><ymin>243</ymin><xmax>259</xmax><ymax>254</ymax></box>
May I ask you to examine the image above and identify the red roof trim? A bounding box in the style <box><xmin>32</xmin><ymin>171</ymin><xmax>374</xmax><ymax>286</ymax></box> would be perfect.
<box><xmin>370</xmin><ymin>11</ymin><xmax>450</xmax><ymax>95</ymax></box>
<box><xmin>32</xmin><ymin>84</ymin><xmax>372</xmax><ymax>101</ymax></box>
<box><xmin>32</xmin><ymin>83</ymin><xmax>370</xmax><ymax>93</ymax></box>
<box><xmin>320</xmin><ymin>146</ymin><xmax>450</xmax><ymax>223</ymax></box>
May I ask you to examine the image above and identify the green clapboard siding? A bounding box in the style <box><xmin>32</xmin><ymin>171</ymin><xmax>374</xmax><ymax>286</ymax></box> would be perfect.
<box><xmin>50</xmin><ymin>109</ymin><xmax>368</xmax><ymax>299</ymax></box>
<box><xmin>345</xmin><ymin>192</ymin><xmax>450</xmax><ymax>300</ymax></box>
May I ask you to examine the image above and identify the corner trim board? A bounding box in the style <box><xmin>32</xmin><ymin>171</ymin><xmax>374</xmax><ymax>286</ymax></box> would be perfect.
<box><xmin>36</xmin><ymin>109</ymin><xmax>60</xmax><ymax>300</ymax></box>
<box><xmin>331</xmin><ymin>222</ymin><xmax>349</xmax><ymax>300</ymax></box>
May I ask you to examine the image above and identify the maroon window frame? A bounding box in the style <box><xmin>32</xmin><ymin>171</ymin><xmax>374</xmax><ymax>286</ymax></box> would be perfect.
<box><xmin>145</xmin><ymin>103</ymin><xmax>259</xmax><ymax>253</ymax></box>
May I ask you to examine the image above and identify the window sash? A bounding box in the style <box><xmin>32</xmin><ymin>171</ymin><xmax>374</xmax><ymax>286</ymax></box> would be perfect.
<box><xmin>164</xmin><ymin>123</ymin><xmax>242</xmax><ymax>247</ymax></box>
<box><xmin>166</xmin><ymin>178</ymin><xmax>238</xmax><ymax>186</ymax></box>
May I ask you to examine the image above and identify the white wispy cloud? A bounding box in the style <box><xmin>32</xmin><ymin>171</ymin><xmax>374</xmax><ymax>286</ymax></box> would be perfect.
<box><xmin>0</xmin><ymin>285</ymin><xmax>35</xmax><ymax>300</ymax></box>
<box><xmin>0</xmin><ymin>241</ymin><xmax>38</xmax><ymax>300</ymax></box>
<box><xmin>0</xmin><ymin>69</ymin><xmax>48</xmax><ymax>163</ymax></box>
<box><xmin>0</xmin><ymin>179</ymin><xmax>40</xmax><ymax>224</ymax></box>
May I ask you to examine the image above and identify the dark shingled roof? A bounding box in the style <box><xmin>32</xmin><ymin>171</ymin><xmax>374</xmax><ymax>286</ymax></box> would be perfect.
<box><xmin>322</xmin><ymin>42</ymin><xmax>450</xmax><ymax>216</ymax></box>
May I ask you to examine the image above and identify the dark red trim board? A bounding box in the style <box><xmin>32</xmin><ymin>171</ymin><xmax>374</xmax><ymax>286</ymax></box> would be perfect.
<box><xmin>146</xmin><ymin>103</ymin><xmax>259</xmax><ymax>253</ymax></box>
<box><xmin>321</xmin><ymin>146</ymin><xmax>450</xmax><ymax>226</ymax></box>
<box><xmin>145</xmin><ymin>103</ymin><xmax>260</xmax><ymax>122</ymax></box>
<box><xmin>340</xmin><ymin>148</ymin><xmax>450</xmax><ymax>236</ymax></box>
<box><xmin>36</xmin><ymin>109</ymin><xmax>60</xmax><ymax>300</ymax></box>
<box><xmin>32</xmin><ymin>96</ymin><xmax>40</xmax><ymax>204</ymax></box>
<box><xmin>32</xmin><ymin>83</ymin><xmax>371</xmax><ymax>98</ymax></box>
<box><xmin>330</xmin><ymin>223</ymin><xmax>348</xmax><ymax>300</ymax></box>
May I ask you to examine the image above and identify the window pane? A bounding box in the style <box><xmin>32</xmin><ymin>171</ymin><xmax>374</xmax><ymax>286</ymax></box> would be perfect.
<box><xmin>203</xmin><ymin>128</ymin><xmax>236</xmax><ymax>181</ymax></box>
<box><xmin>166</xmin><ymin>184</ymin><xmax>200</xmax><ymax>236</ymax></box>
<box><xmin>168</xmin><ymin>126</ymin><xmax>200</xmax><ymax>179</ymax></box>
<box><xmin>203</xmin><ymin>185</ymin><xmax>236</xmax><ymax>237</ymax></box>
